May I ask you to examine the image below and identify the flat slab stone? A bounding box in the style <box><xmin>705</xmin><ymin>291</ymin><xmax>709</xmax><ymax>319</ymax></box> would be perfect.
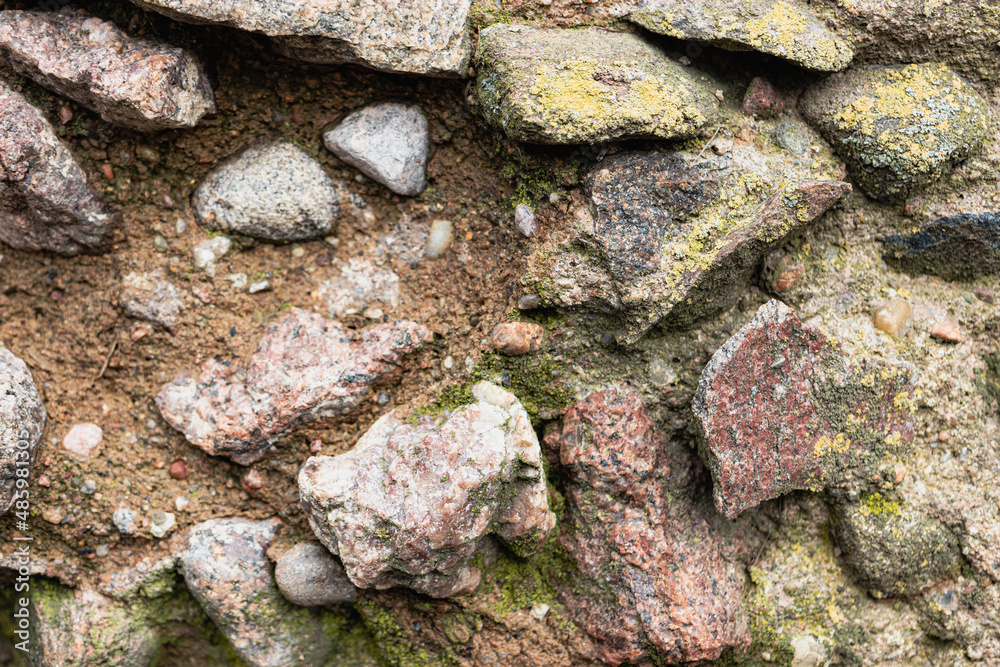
<box><xmin>693</xmin><ymin>300</ymin><xmax>917</xmax><ymax>519</ymax></box>
<box><xmin>0</xmin><ymin>79</ymin><xmax>120</xmax><ymax>255</ymax></box>
<box><xmin>475</xmin><ymin>25</ymin><xmax>720</xmax><ymax>144</ymax></box>
<box><xmin>882</xmin><ymin>212</ymin><xmax>1000</xmax><ymax>281</ymax></box>
<box><xmin>0</xmin><ymin>10</ymin><xmax>215</xmax><ymax>132</ymax></box>
<box><xmin>0</xmin><ymin>347</ymin><xmax>46</xmax><ymax>516</ymax></box>
<box><xmin>129</xmin><ymin>0</ymin><xmax>473</xmax><ymax>76</ymax></box>
<box><xmin>628</xmin><ymin>0</ymin><xmax>853</xmax><ymax>71</ymax></box>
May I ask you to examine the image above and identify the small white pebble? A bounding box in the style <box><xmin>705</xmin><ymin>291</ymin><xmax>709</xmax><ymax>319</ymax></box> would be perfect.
<box><xmin>227</xmin><ymin>273</ymin><xmax>248</xmax><ymax>289</ymax></box>
<box><xmin>291</xmin><ymin>246</ymin><xmax>305</xmax><ymax>258</ymax></box>
<box><xmin>531</xmin><ymin>603</ymin><xmax>550</xmax><ymax>621</ymax></box>
<box><xmin>426</xmin><ymin>219</ymin><xmax>453</xmax><ymax>258</ymax></box>
<box><xmin>150</xmin><ymin>511</ymin><xmax>175</xmax><ymax>538</ymax></box>
<box><xmin>444</xmin><ymin>356</ymin><xmax>454</xmax><ymax>370</ymax></box>
<box><xmin>248</xmin><ymin>280</ymin><xmax>270</xmax><ymax>294</ymax></box>
<box><xmin>174</xmin><ymin>496</ymin><xmax>190</xmax><ymax>512</ymax></box>
<box><xmin>363</xmin><ymin>307</ymin><xmax>383</xmax><ymax>320</ymax></box>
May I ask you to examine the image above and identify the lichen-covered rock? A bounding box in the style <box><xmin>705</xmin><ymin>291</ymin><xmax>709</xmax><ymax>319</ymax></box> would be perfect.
<box><xmin>0</xmin><ymin>79</ymin><xmax>119</xmax><ymax>255</ymax></box>
<box><xmin>28</xmin><ymin>581</ymin><xmax>160</xmax><ymax>667</ymax></box>
<box><xmin>0</xmin><ymin>10</ymin><xmax>215</xmax><ymax>132</ymax></box>
<box><xmin>628</xmin><ymin>0</ymin><xmax>853</xmax><ymax>71</ymax></box>
<box><xmin>299</xmin><ymin>382</ymin><xmax>556</xmax><ymax>598</ymax></box>
<box><xmin>832</xmin><ymin>496</ymin><xmax>960</xmax><ymax>598</ymax></box>
<box><xmin>323</xmin><ymin>102</ymin><xmax>428</xmax><ymax>196</ymax></box>
<box><xmin>193</xmin><ymin>140</ymin><xmax>340</xmax><ymax>242</ymax></box>
<box><xmin>275</xmin><ymin>542</ymin><xmax>358</xmax><ymax>607</ymax></box>
<box><xmin>120</xmin><ymin>269</ymin><xmax>185</xmax><ymax>332</ymax></box>
<box><xmin>128</xmin><ymin>0</ymin><xmax>473</xmax><ymax>76</ymax></box>
<box><xmin>177</xmin><ymin>518</ymin><xmax>338</xmax><ymax>666</ymax></box>
<box><xmin>800</xmin><ymin>63</ymin><xmax>989</xmax><ymax>201</ymax></box>
<box><xmin>525</xmin><ymin>149</ymin><xmax>850</xmax><ymax>344</ymax></box>
<box><xmin>156</xmin><ymin>307</ymin><xmax>431</xmax><ymax>465</ymax></box>
<box><xmin>693</xmin><ymin>300</ymin><xmax>917</xmax><ymax>519</ymax></box>
<box><xmin>0</xmin><ymin>347</ymin><xmax>45</xmax><ymax>516</ymax></box>
<box><xmin>882</xmin><ymin>212</ymin><xmax>1000</xmax><ymax>281</ymax></box>
<box><xmin>546</xmin><ymin>389</ymin><xmax>750</xmax><ymax>664</ymax></box>
<box><xmin>475</xmin><ymin>25</ymin><xmax>720</xmax><ymax>144</ymax></box>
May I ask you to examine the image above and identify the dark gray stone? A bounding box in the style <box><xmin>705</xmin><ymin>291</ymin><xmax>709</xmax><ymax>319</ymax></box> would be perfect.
<box><xmin>882</xmin><ymin>213</ymin><xmax>1000</xmax><ymax>281</ymax></box>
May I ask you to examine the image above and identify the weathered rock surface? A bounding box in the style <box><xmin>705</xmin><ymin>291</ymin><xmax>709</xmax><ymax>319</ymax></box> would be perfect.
<box><xmin>492</xmin><ymin>321</ymin><xmax>544</xmax><ymax>355</ymax></box>
<box><xmin>525</xmin><ymin>148</ymin><xmax>850</xmax><ymax>343</ymax></box>
<box><xmin>323</xmin><ymin>102</ymin><xmax>428</xmax><ymax>196</ymax></box>
<box><xmin>627</xmin><ymin>0</ymin><xmax>853</xmax><ymax>71</ymax></box>
<box><xmin>832</xmin><ymin>496</ymin><xmax>960</xmax><ymax>598</ymax></box>
<box><xmin>546</xmin><ymin>389</ymin><xmax>750</xmax><ymax>664</ymax></box>
<box><xmin>882</xmin><ymin>212</ymin><xmax>1000</xmax><ymax>281</ymax></box>
<box><xmin>193</xmin><ymin>140</ymin><xmax>340</xmax><ymax>242</ymax></box>
<box><xmin>178</xmin><ymin>518</ymin><xmax>338</xmax><ymax>666</ymax></box>
<box><xmin>693</xmin><ymin>300</ymin><xmax>917</xmax><ymax>519</ymax></box>
<box><xmin>0</xmin><ymin>10</ymin><xmax>215</xmax><ymax>132</ymax></box>
<box><xmin>314</xmin><ymin>257</ymin><xmax>401</xmax><ymax>318</ymax></box>
<box><xmin>128</xmin><ymin>0</ymin><xmax>473</xmax><ymax>76</ymax></box>
<box><xmin>800</xmin><ymin>63</ymin><xmax>989</xmax><ymax>201</ymax></box>
<box><xmin>0</xmin><ymin>347</ymin><xmax>45</xmax><ymax>516</ymax></box>
<box><xmin>157</xmin><ymin>308</ymin><xmax>431</xmax><ymax>465</ymax></box>
<box><xmin>275</xmin><ymin>542</ymin><xmax>357</xmax><ymax>607</ymax></box>
<box><xmin>120</xmin><ymin>269</ymin><xmax>185</xmax><ymax>332</ymax></box>
<box><xmin>476</xmin><ymin>25</ymin><xmax>720</xmax><ymax>144</ymax></box>
<box><xmin>0</xmin><ymin>79</ymin><xmax>119</xmax><ymax>255</ymax></box>
<box><xmin>299</xmin><ymin>382</ymin><xmax>556</xmax><ymax>598</ymax></box>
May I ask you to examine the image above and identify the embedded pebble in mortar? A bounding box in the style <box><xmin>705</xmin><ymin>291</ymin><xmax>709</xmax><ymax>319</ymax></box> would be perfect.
<box><xmin>112</xmin><ymin>508</ymin><xmax>137</xmax><ymax>535</ymax></box>
<box><xmin>426</xmin><ymin>219</ymin><xmax>453</xmax><ymax>257</ymax></box>
<box><xmin>873</xmin><ymin>298</ymin><xmax>911</xmax><ymax>337</ymax></box>
<box><xmin>930</xmin><ymin>321</ymin><xmax>961</xmax><ymax>342</ymax></box>
<box><xmin>314</xmin><ymin>258</ymin><xmax>400</xmax><ymax>318</ymax></box>
<box><xmin>248</xmin><ymin>280</ymin><xmax>270</xmax><ymax>294</ymax></box>
<box><xmin>169</xmin><ymin>459</ymin><xmax>187</xmax><ymax>480</ymax></box>
<box><xmin>517</xmin><ymin>294</ymin><xmax>540</xmax><ymax>310</ymax></box>
<box><xmin>649</xmin><ymin>359</ymin><xmax>678</xmax><ymax>387</ymax></box>
<box><xmin>275</xmin><ymin>542</ymin><xmax>358</xmax><ymax>606</ymax></box>
<box><xmin>150</xmin><ymin>510</ymin><xmax>175</xmax><ymax>538</ymax></box>
<box><xmin>0</xmin><ymin>346</ymin><xmax>46</xmax><ymax>515</ymax></box>
<box><xmin>63</xmin><ymin>423</ymin><xmax>102</xmax><ymax>458</ymax></box>
<box><xmin>742</xmin><ymin>76</ymin><xmax>783</xmax><ymax>118</ymax></box>
<box><xmin>515</xmin><ymin>204</ymin><xmax>538</xmax><ymax>238</ymax></box>
<box><xmin>120</xmin><ymin>269</ymin><xmax>185</xmax><ymax>331</ymax></box>
<box><xmin>322</xmin><ymin>102</ymin><xmax>428</xmax><ymax>196</ymax></box>
<box><xmin>492</xmin><ymin>321</ymin><xmax>544</xmax><ymax>355</ymax></box>
<box><xmin>193</xmin><ymin>236</ymin><xmax>231</xmax><ymax>276</ymax></box>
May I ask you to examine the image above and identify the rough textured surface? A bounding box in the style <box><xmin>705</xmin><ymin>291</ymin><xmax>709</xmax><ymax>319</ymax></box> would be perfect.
<box><xmin>628</xmin><ymin>0</ymin><xmax>853</xmax><ymax>71</ymax></box>
<box><xmin>178</xmin><ymin>518</ymin><xmax>338</xmax><ymax>666</ymax></box>
<box><xmin>882</xmin><ymin>212</ymin><xmax>1000</xmax><ymax>281</ymax></box>
<box><xmin>0</xmin><ymin>347</ymin><xmax>45</xmax><ymax>516</ymax></box>
<box><xmin>475</xmin><ymin>25</ymin><xmax>720</xmax><ymax>144</ymax></box>
<box><xmin>526</xmin><ymin>149</ymin><xmax>850</xmax><ymax>343</ymax></box>
<box><xmin>693</xmin><ymin>300</ymin><xmax>917</xmax><ymax>519</ymax></box>
<box><xmin>275</xmin><ymin>542</ymin><xmax>358</xmax><ymax>607</ymax></box>
<box><xmin>193</xmin><ymin>140</ymin><xmax>340</xmax><ymax>242</ymax></box>
<box><xmin>314</xmin><ymin>257</ymin><xmax>401</xmax><ymax>318</ymax></box>
<box><xmin>0</xmin><ymin>78</ymin><xmax>119</xmax><ymax>255</ymax></box>
<box><xmin>128</xmin><ymin>0</ymin><xmax>473</xmax><ymax>76</ymax></box>
<box><xmin>492</xmin><ymin>321</ymin><xmax>544</xmax><ymax>355</ymax></box>
<box><xmin>156</xmin><ymin>307</ymin><xmax>431</xmax><ymax>465</ymax></box>
<box><xmin>546</xmin><ymin>389</ymin><xmax>750</xmax><ymax>664</ymax></box>
<box><xmin>800</xmin><ymin>63</ymin><xmax>989</xmax><ymax>201</ymax></box>
<box><xmin>0</xmin><ymin>10</ymin><xmax>215</xmax><ymax>132</ymax></box>
<box><xmin>323</xmin><ymin>102</ymin><xmax>428</xmax><ymax>196</ymax></box>
<box><xmin>120</xmin><ymin>269</ymin><xmax>185</xmax><ymax>332</ymax></box>
<box><xmin>299</xmin><ymin>382</ymin><xmax>556</xmax><ymax>598</ymax></box>
<box><xmin>742</xmin><ymin>76</ymin><xmax>783</xmax><ymax>118</ymax></box>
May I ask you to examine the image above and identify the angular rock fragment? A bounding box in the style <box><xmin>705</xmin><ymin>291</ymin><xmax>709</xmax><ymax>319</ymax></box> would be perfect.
<box><xmin>0</xmin><ymin>347</ymin><xmax>45</xmax><ymax>516</ymax></box>
<box><xmin>800</xmin><ymin>63</ymin><xmax>988</xmax><ymax>201</ymax></box>
<box><xmin>546</xmin><ymin>389</ymin><xmax>750</xmax><ymax>664</ymax></box>
<box><xmin>120</xmin><ymin>269</ymin><xmax>185</xmax><ymax>332</ymax></box>
<box><xmin>526</xmin><ymin>149</ymin><xmax>850</xmax><ymax>343</ymax></box>
<box><xmin>157</xmin><ymin>307</ymin><xmax>431</xmax><ymax>465</ymax></box>
<box><xmin>693</xmin><ymin>300</ymin><xmax>917</xmax><ymax>520</ymax></box>
<box><xmin>0</xmin><ymin>10</ymin><xmax>215</xmax><ymax>132</ymax></box>
<box><xmin>314</xmin><ymin>257</ymin><xmax>401</xmax><ymax>318</ymax></box>
<box><xmin>178</xmin><ymin>518</ymin><xmax>338</xmax><ymax>666</ymax></box>
<box><xmin>275</xmin><ymin>542</ymin><xmax>357</xmax><ymax>607</ymax></box>
<box><xmin>323</xmin><ymin>102</ymin><xmax>428</xmax><ymax>196</ymax></box>
<box><xmin>742</xmin><ymin>76</ymin><xmax>783</xmax><ymax>118</ymax></box>
<box><xmin>0</xmin><ymin>80</ymin><xmax>120</xmax><ymax>255</ymax></box>
<box><xmin>882</xmin><ymin>212</ymin><xmax>1000</xmax><ymax>281</ymax></box>
<box><xmin>193</xmin><ymin>140</ymin><xmax>340</xmax><ymax>242</ymax></box>
<box><xmin>628</xmin><ymin>0</ymin><xmax>853</xmax><ymax>71</ymax></box>
<box><xmin>129</xmin><ymin>0</ymin><xmax>473</xmax><ymax>76</ymax></box>
<box><xmin>476</xmin><ymin>26</ymin><xmax>720</xmax><ymax>144</ymax></box>
<box><xmin>299</xmin><ymin>382</ymin><xmax>556</xmax><ymax>598</ymax></box>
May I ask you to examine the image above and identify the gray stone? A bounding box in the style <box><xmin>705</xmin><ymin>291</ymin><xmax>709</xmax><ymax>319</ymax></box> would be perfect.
<box><xmin>323</xmin><ymin>102</ymin><xmax>428</xmax><ymax>196</ymax></box>
<box><xmin>113</xmin><ymin>508</ymin><xmax>137</xmax><ymax>535</ymax></box>
<box><xmin>475</xmin><ymin>25</ymin><xmax>720</xmax><ymax>144</ymax></box>
<box><xmin>299</xmin><ymin>382</ymin><xmax>556</xmax><ymax>598</ymax></box>
<box><xmin>882</xmin><ymin>213</ymin><xmax>1000</xmax><ymax>281</ymax></box>
<box><xmin>178</xmin><ymin>518</ymin><xmax>338</xmax><ymax>667</ymax></box>
<box><xmin>0</xmin><ymin>347</ymin><xmax>45</xmax><ymax>516</ymax></box>
<box><xmin>275</xmin><ymin>542</ymin><xmax>357</xmax><ymax>607</ymax></box>
<box><xmin>193</xmin><ymin>140</ymin><xmax>340</xmax><ymax>242</ymax></box>
<box><xmin>128</xmin><ymin>0</ymin><xmax>473</xmax><ymax>76</ymax></box>
<box><xmin>120</xmin><ymin>269</ymin><xmax>185</xmax><ymax>332</ymax></box>
<box><xmin>627</xmin><ymin>0</ymin><xmax>853</xmax><ymax>71</ymax></box>
<box><xmin>0</xmin><ymin>10</ymin><xmax>215</xmax><ymax>132</ymax></box>
<box><xmin>773</xmin><ymin>120</ymin><xmax>810</xmax><ymax>156</ymax></box>
<box><xmin>0</xmin><ymin>79</ymin><xmax>120</xmax><ymax>255</ymax></box>
<box><xmin>800</xmin><ymin>63</ymin><xmax>989</xmax><ymax>201</ymax></box>
<box><xmin>314</xmin><ymin>257</ymin><xmax>400</xmax><ymax>318</ymax></box>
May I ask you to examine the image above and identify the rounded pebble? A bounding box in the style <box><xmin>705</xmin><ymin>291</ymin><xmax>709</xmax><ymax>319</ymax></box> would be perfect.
<box><xmin>517</xmin><ymin>294</ymin><xmax>540</xmax><ymax>310</ymax></box>
<box><xmin>873</xmin><ymin>298</ymin><xmax>911</xmax><ymax>337</ymax></box>
<box><xmin>515</xmin><ymin>204</ymin><xmax>538</xmax><ymax>238</ymax></box>
<box><xmin>169</xmin><ymin>460</ymin><xmax>187</xmax><ymax>480</ymax></box>
<box><xmin>492</xmin><ymin>322</ymin><xmax>544</xmax><ymax>355</ymax></box>
<box><xmin>63</xmin><ymin>423</ymin><xmax>103</xmax><ymax>458</ymax></box>
<box><xmin>929</xmin><ymin>321</ymin><xmax>961</xmax><ymax>342</ymax></box>
<box><xmin>426</xmin><ymin>219</ymin><xmax>453</xmax><ymax>258</ymax></box>
<box><xmin>275</xmin><ymin>543</ymin><xmax>359</xmax><ymax>607</ymax></box>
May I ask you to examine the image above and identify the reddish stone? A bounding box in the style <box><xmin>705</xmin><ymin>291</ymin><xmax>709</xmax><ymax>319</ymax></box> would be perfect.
<box><xmin>693</xmin><ymin>300</ymin><xmax>916</xmax><ymax>519</ymax></box>
<box><xmin>168</xmin><ymin>460</ymin><xmax>187</xmax><ymax>480</ymax></box>
<box><xmin>546</xmin><ymin>390</ymin><xmax>750</xmax><ymax>665</ymax></box>
<box><xmin>929</xmin><ymin>321</ymin><xmax>961</xmax><ymax>342</ymax></box>
<box><xmin>741</xmin><ymin>76</ymin><xmax>783</xmax><ymax>118</ymax></box>
<box><xmin>492</xmin><ymin>321</ymin><xmax>544</xmax><ymax>355</ymax></box>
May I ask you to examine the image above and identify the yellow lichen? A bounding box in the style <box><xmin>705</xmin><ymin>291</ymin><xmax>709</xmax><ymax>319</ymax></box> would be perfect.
<box><xmin>814</xmin><ymin>432</ymin><xmax>851</xmax><ymax>456</ymax></box>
